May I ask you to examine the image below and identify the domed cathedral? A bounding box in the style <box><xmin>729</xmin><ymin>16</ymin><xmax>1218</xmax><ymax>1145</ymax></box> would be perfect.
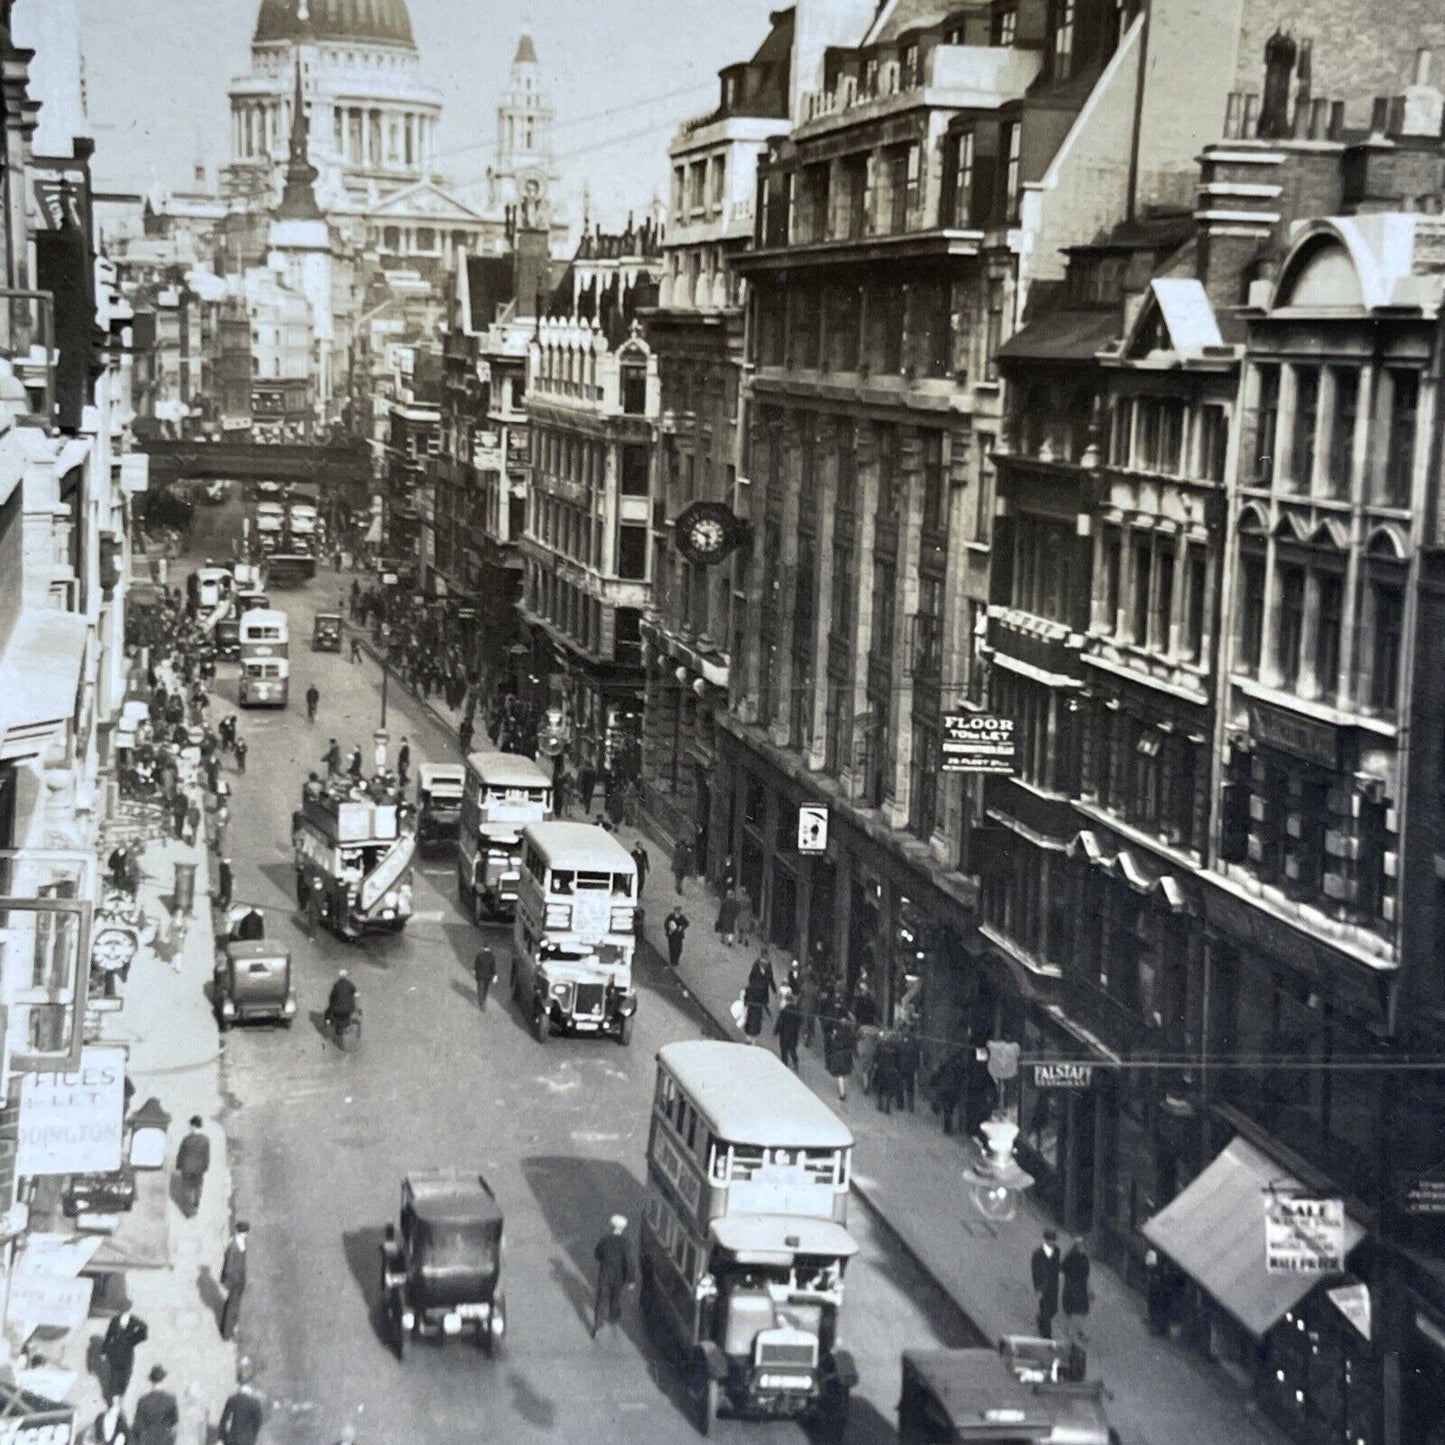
<box><xmin>227</xmin><ymin>0</ymin><xmax>442</xmax><ymax>214</ymax></box>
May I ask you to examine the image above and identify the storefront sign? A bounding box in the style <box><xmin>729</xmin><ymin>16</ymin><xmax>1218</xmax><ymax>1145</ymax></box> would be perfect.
<box><xmin>6</xmin><ymin>1273</ymin><xmax>93</xmax><ymax>1331</ymax></box>
<box><xmin>16</xmin><ymin>1046</ymin><xmax>126</xmax><ymax>1177</ymax></box>
<box><xmin>1032</xmin><ymin>1062</ymin><xmax>1093</xmax><ymax>1089</ymax></box>
<box><xmin>797</xmin><ymin>805</ymin><xmax>828</xmax><ymax>854</ymax></box>
<box><xmin>1265</xmin><ymin>1194</ymin><xmax>1347</xmax><ymax>1273</ymax></box>
<box><xmin>0</xmin><ymin>1411</ymin><xmax>75</xmax><ymax>1445</ymax></box>
<box><xmin>1248</xmin><ymin>700</ymin><xmax>1338</xmax><ymax>770</ymax></box>
<box><xmin>1400</xmin><ymin>1170</ymin><xmax>1445</xmax><ymax>1217</ymax></box>
<box><xmin>941</xmin><ymin>715</ymin><xmax>1017</xmax><ymax>774</ymax></box>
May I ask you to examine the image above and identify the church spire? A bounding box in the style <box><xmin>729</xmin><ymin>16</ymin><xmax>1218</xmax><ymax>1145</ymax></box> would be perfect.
<box><xmin>277</xmin><ymin>48</ymin><xmax>322</xmax><ymax>220</ymax></box>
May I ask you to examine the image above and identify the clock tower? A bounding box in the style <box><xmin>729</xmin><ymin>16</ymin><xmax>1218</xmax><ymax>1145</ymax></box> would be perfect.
<box><xmin>487</xmin><ymin>32</ymin><xmax>560</xmax><ymax>226</ymax></box>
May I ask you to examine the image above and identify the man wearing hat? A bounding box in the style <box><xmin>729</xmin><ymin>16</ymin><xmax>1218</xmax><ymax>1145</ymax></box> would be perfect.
<box><xmin>133</xmin><ymin>1364</ymin><xmax>179</xmax><ymax>1445</ymax></box>
<box><xmin>100</xmin><ymin>1299</ymin><xmax>149</xmax><ymax>1402</ymax></box>
<box><xmin>175</xmin><ymin>1117</ymin><xmax>211</xmax><ymax>1218</ymax></box>
<box><xmin>219</xmin><ymin>1359</ymin><xmax>264</xmax><ymax>1445</ymax></box>
<box><xmin>220</xmin><ymin>1222</ymin><xmax>249</xmax><ymax>1341</ymax></box>
<box><xmin>591</xmin><ymin>1214</ymin><xmax>633</xmax><ymax>1339</ymax></box>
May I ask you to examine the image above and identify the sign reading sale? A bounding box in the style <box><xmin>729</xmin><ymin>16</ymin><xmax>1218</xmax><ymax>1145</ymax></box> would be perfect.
<box><xmin>16</xmin><ymin>1046</ymin><xmax>127</xmax><ymax>1178</ymax></box>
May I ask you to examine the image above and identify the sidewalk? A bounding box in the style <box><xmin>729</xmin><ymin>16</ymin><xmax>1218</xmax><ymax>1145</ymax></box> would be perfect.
<box><xmin>74</xmin><ymin>797</ymin><xmax>239</xmax><ymax>1440</ymax></box>
<box><xmin>378</xmin><ymin>632</ymin><xmax>1288</xmax><ymax>1445</ymax></box>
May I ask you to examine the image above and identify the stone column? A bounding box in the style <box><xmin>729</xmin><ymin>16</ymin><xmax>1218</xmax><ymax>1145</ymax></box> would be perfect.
<box><xmin>808</xmin><ymin>416</ymin><xmax>838</xmax><ymax>773</ymax></box>
<box><xmin>767</xmin><ymin>409</ymin><xmax>802</xmax><ymax>752</ymax></box>
<box><xmin>884</xmin><ymin>426</ymin><xmax>925</xmax><ymax>831</ymax></box>
<box><xmin>936</xmin><ymin>426</ymin><xmax>970</xmax><ymax>862</ymax></box>
<box><xmin>1337</xmin><ymin>363</ymin><xmax>1374</xmax><ymax>706</ymax></box>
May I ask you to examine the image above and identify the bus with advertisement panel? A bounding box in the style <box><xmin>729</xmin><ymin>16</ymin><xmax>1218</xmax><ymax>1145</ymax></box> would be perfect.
<box><xmin>237</xmin><ymin>607</ymin><xmax>289</xmax><ymax>707</ymax></box>
<box><xmin>510</xmin><ymin>821</ymin><xmax>636</xmax><ymax>1045</ymax></box>
<box><xmin>641</xmin><ymin>1040</ymin><xmax>858</xmax><ymax>1436</ymax></box>
<box><xmin>456</xmin><ymin>751</ymin><xmax>552</xmax><ymax>922</ymax></box>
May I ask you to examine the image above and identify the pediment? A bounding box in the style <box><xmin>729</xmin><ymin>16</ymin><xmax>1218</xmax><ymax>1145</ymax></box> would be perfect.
<box><xmin>368</xmin><ymin>183</ymin><xmax>487</xmax><ymax>224</ymax></box>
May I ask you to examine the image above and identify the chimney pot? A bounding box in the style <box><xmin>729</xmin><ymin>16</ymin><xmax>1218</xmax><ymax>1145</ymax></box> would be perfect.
<box><xmin>1416</xmin><ymin>48</ymin><xmax>1432</xmax><ymax>87</ymax></box>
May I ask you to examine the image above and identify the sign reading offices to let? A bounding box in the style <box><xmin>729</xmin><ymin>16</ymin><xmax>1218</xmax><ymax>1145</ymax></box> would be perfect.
<box><xmin>942</xmin><ymin>715</ymin><xmax>1017</xmax><ymax>774</ymax></box>
<box><xmin>1265</xmin><ymin>1195</ymin><xmax>1347</xmax><ymax>1274</ymax></box>
<box><xmin>16</xmin><ymin>1046</ymin><xmax>126</xmax><ymax>1177</ymax></box>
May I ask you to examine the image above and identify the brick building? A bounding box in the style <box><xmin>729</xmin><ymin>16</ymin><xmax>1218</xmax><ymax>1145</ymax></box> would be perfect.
<box><xmin>638</xmin><ymin>10</ymin><xmax>792</xmax><ymax>864</ymax></box>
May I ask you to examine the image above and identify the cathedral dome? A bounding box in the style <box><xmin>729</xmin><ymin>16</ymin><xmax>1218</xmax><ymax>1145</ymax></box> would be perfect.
<box><xmin>254</xmin><ymin>0</ymin><xmax>417</xmax><ymax>50</ymax></box>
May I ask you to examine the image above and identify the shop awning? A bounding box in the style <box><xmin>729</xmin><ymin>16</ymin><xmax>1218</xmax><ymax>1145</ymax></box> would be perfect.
<box><xmin>1143</xmin><ymin>1137</ymin><xmax>1366</xmax><ymax>1338</ymax></box>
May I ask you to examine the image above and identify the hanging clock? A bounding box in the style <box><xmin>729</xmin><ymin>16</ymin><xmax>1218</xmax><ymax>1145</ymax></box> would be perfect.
<box><xmin>674</xmin><ymin>500</ymin><xmax>745</xmax><ymax>565</ymax></box>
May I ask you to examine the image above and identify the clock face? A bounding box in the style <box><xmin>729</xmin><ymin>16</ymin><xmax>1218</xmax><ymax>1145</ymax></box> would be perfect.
<box><xmin>688</xmin><ymin>517</ymin><xmax>726</xmax><ymax>555</ymax></box>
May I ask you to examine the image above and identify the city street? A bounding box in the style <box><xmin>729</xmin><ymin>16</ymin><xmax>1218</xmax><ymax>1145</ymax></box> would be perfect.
<box><xmin>189</xmin><ymin>503</ymin><xmax>971</xmax><ymax>1445</ymax></box>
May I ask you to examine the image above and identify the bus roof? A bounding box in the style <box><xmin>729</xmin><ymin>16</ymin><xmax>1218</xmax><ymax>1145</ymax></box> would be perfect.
<box><xmin>466</xmin><ymin>750</ymin><xmax>552</xmax><ymax>788</ymax></box>
<box><xmin>239</xmin><ymin>608</ymin><xmax>288</xmax><ymax>630</ymax></box>
<box><xmin>197</xmin><ymin>566</ymin><xmax>232</xmax><ymax>581</ymax></box>
<box><xmin>657</xmin><ymin>1041</ymin><xmax>854</xmax><ymax>1149</ymax></box>
<box><xmin>520</xmin><ymin>821</ymin><xmax>635</xmax><ymax>872</ymax></box>
<box><xmin>709</xmin><ymin>1215</ymin><xmax>857</xmax><ymax>1262</ymax></box>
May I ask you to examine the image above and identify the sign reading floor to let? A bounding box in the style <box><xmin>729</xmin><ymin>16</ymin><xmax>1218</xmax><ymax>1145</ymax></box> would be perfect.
<box><xmin>941</xmin><ymin>715</ymin><xmax>1017</xmax><ymax>774</ymax></box>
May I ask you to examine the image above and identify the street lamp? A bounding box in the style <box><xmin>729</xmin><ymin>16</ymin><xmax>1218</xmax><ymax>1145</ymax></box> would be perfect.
<box><xmin>961</xmin><ymin>1115</ymin><xmax>1035</xmax><ymax>1222</ymax></box>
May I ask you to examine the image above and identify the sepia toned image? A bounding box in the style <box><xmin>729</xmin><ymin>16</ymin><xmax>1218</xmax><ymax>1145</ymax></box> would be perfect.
<box><xmin>1</xmin><ymin>0</ymin><xmax>1444</xmax><ymax>1441</ymax></box>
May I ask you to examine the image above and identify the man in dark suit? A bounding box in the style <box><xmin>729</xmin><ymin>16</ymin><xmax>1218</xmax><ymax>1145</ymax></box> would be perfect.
<box><xmin>175</xmin><ymin>1116</ymin><xmax>211</xmax><ymax>1218</ymax></box>
<box><xmin>100</xmin><ymin>1301</ymin><xmax>149</xmax><ymax>1401</ymax></box>
<box><xmin>133</xmin><ymin>1364</ymin><xmax>179</xmax><ymax>1445</ymax></box>
<box><xmin>472</xmin><ymin>948</ymin><xmax>496</xmax><ymax>1010</ymax></box>
<box><xmin>592</xmin><ymin>1214</ymin><xmax>633</xmax><ymax>1338</ymax></box>
<box><xmin>220</xmin><ymin>1222</ymin><xmax>249</xmax><ymax>1340</ymax></box>
<box><xmin>1030</xmin><ymin>1228</ymin><xmax>1062</xmax><ymax>1339</ymax></box>
<box><xmin>219</xmin><ymin>1359</ymin><xmax>264</xmax><ymax>1445</ymax></box>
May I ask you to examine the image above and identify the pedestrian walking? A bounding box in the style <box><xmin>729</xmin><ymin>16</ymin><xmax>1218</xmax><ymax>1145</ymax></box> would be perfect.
<box><xmin>824</xmin><ymin>1012</ymin><xmax>857</xmax><ymax>1101</ymax></box>
<box><xmin>1030</xmin><ymin>1229</ymin><xmax>1062</xmax><ymax>1340</ymax></box>
<box><xmin>671</xmin><ymin>837</ymin><xmax>692</xmax><ymax>895</ymax></box>
<box><xmin>473</xmin><ymin>947</ymin><xmax>496</xmax><ymax>1009</ymax></box>
<box><xmin>132</xmin><ymin>1366</ymin><xmax>179</xmax><ymax>1445</ymax></box>
<box><xmin>170</xmin><ymin>791</ymin><xmax>187</xmax><ymax>840</ymax></box>
<box><xmin>664</xmin><ymin>906</ymin><xmax>689</xmax><ymax>968</ymax></box>
<box><xmin>219</xmin><ymin>1221</ymin><xmax>249</xmax><ymax>1340</ymax></box>
<box><xmin>183</xmin><ymin>798</ymin><xmax>201</xmax><ymax>848</ymax></box>
<box><xmin>743</xmin><ymin>952</ymin><xmax>776</xmax><ymax>1042</ymax></box>
<box><xmin>896</xmin><ymin>1024</ymin><xmax>920</xmax><ymax>1112</ymax></box>
<box><xmin>930</xmin><ymin>1043</ymin><xmax>969</xmax><ymax>1135</ymax></box>
<box><xmin>798</xmin><ymin>963</ymin><xmax>821</xmax><ymax>1048</ymax></box>
<box><xmin>714</xmin><ymin>887</ymin><xmax>740</xmax><ymax>946</ymax></box>
<box><xmin>175</xmin><ymin>1116</ymin><xmax>211</xmax><ymax>1218</ymax></box>
<box><xmin>350</xmin><ymin>636</ymin><xmax>362</xmax><ymax>663</ymax></box>
<box><xmin>218</xmin><ymin>1361</ymin><xmax>264</xmax><ymax>1445</ymax></box>
<box><xmin>324</xmin><ymin>738</ymin><xmax>342</xmax><ymax>776</ymax></box>
<box><xmin>775</xmin><ymin>988</ymin><xmax>802</xmax><ymax>1070</ymax></box>
<box><xmin>305</xmin><ymin>684</ymin><xmax>319</xmax><ymax>723</ymax></box>
<box><xmin>100</xmin><ymin>1302</ymin><xmax>149</xmax><ymax>1402</ymax></box>
<box><xmin>873</xmin><ymin>1030</ymin><xmax>902</xmax><ymax>1115</ymax></box>
<box><xmin>91</xmin><ymin>1400</ymin><xmax>131</xmax><ymax>1445</ymax></box>
<box><xmin>458</xmin><ymin>716</ymin><xmax>474</xmax><ymax>757</ymax></box>
<box><xmin>554</xmin><ymin>768</ymin><xmax>571</xmax><ymax>817</ymax></box>
<box><xmin>233</xmin><ymin>736</ymin><xmax>248</xmax><ymax>774</ymax></box>
<box><xmin>396</xmin><ymin>736</ymin><xmax>411</xmax><ymax>788</ymax></box>
<box><xmin>212</xmin><ymin>806</ymin><xmax>231</xmax><ymax>859</ymax></box>
<box><xmin>630</xmin><ymin>843</ymin><xmax>649</xmax><ymax>894</ymax></box>
<box><xmin>1145</xmin><ymin>1248</ymin><xmax>1174</xmax><ymax>1336</ymax></box>
<box><xmin>1060</xmin><ymin>1236</ymin><xmax>1091</xmax><ymax>1347</ymax></box>
<box><xmin>347</xmin><ymin>745</ymin><xmax>363</xmax><ymax>779</ymax></box>
<box><xmin>735</xmin><ymin>891</ymin><xmax>756</xmax><ymax>950</ymax></box>
<box><xmin>591</xmin><ymin>1214</ymin><xmax>633</xmax><ymax>1338</ymax></box>
<box><xmin>577</xmin><ymin>765</ymin><xmax>597</xmax><ymax>815</ymax></box>
<box><xmin>108</xmin><ymin>844</ymin><xmax>129</xmax><ymax>893</ymax></box>
<box><xmin>124</xmin><ymin>842</ymin><xmax>143</xmax><ymax>899</ymax></box>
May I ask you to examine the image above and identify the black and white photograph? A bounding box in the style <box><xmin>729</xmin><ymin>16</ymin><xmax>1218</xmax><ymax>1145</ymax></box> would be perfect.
<box><xmin>1</xmin><ymin>0</ymin><xmax>1444</xmax><ymax>1440</ymax></box>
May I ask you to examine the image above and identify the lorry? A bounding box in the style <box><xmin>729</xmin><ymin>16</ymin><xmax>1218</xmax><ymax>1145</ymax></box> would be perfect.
<box><xmin>271</xmin><ymin>488</ymin><xmax>321</xmax><ymax>582</ymax></box>
<box><xmin>254</xmin><ymin>502</ymin><xmax>286</xmax><ymax>556</ymax></box>
<box><xmin>293</xmin><ymin>781</ymin><xmax>416</xmax><ymax>938</ymax></box>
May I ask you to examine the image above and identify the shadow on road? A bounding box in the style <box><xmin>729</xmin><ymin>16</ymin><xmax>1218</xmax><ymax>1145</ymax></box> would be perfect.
<box><xmin>504</xmin><ymin>1368</ymin><xmax>556</xmax><ymax>1430</ymax></box>
<box><xmin>340</xmin><ymin>1225</ymin><xmax>388</xmax><ymax>1347</ymax></box>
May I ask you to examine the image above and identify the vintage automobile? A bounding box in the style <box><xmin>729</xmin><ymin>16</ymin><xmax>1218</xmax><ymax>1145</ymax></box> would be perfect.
<box><xmin>213</xmin><ymin>912</ymin><xmax>296</xmax><ymax>1030</ymax></box>
<box><xmin>63</xmin><ymin>1164</ymin><xmax>138</xmax><ymax>1218</ymax></box>
<box><xmin>380</xmin><ymin>1171</ymin><xmax>506</xmax><ymax>1360</ymax></box>
<box><xmin>312</xmin><ymin>612</ymin><xmax>343</xmax><ymax>652</ymax></box>
<box><xmin>214</xmin><ymin>616</ymin><xmax>241</xmax><ymax>661</ymax></box>
<box><xmin>898</xmin><ymin>1348</ymin><xmax>1118</xmax><ymax>1444</ymax></box>
<box><xmin>416</xmin><ymin>763</ymin><xmax>465</xmax><ymax>849</ymax></box>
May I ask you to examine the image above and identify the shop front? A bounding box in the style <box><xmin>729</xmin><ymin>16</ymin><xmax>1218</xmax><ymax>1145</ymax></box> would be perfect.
<box><xmin>715</xmin><ymin>724</ymin><xmax>982</xmax><ymax>1035</ymax></box>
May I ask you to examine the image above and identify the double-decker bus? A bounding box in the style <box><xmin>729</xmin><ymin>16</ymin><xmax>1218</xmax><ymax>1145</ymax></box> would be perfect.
<box><xmin>237</xmin><ymin>608</ymin><xmax>289</xmax><ymax>707</ymax></box>
<box><xmin>456</xmin><ymin>751</ymin><xmax>553</xmax><ymax>922</ymax></box>
<box><xmin>641</xmin><ymin>1040</ymin><xmax>858</xmax><ymax>1436</ymax></box>
<box><xmin>510</xmin><ymin>821</ymin><xmax>636</xmax><ymax>1044</ymax></box>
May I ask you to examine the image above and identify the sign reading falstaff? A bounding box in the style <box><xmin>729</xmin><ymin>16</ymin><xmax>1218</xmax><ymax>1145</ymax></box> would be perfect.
<box><xmin>1264</xmin><ymin>1194</ymin><xmax>1347</xmax><ymax>1274</ymax></box>
<box><xmin>16</xmin><ymin>1046</ymin><xmax>126</xmax><ymax>1177</ymax></box>
<box><xmin>941</xmin><ymin>715</ymin><xmax>1017</xmax><ymax>774</ymax></box>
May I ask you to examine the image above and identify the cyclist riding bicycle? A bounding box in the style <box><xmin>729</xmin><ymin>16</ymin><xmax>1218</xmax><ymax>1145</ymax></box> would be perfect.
<box><xmin>305</xmin><ymin>684</ymin><xmax>320</xmax><ymax>723</ymax></box>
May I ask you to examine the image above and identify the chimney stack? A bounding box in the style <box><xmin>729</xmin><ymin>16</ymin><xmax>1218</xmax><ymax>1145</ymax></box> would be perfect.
<box><xmin>1401</xmin><ymin>47</ymin><xmax>1444</xmax><ymax>137</ymax></box>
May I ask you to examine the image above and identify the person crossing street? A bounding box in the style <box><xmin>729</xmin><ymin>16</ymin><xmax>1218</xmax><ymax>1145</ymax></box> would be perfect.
<box><xmin>472</xmin><ymin>947</ymin><xmax>496</xmax><ymax>1009</ymax></box>
<box><xmin>305</xmin><ymin>683</ymin><xmax>320</xmax><ymax>722</ymax></box>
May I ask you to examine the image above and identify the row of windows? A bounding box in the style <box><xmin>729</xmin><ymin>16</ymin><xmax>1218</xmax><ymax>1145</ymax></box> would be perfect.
<box><xmin>1250</xmin><ymin>362</ymin><xmax>1418</xmax><ymax>506</ymax></box>
<box><xmin>670</xmin><ymin>153</ymin><xmax>728</xmax><ymax>219</ymax></box>
<box><xmin>532</xmin><ymin>428</ymin><xmax>649</xmax><ymax>498</ymax></box>
<box><xmin>1096</xmin><ymin>525</ymin><xmax>1210</xmax><ymax>666</ymax></box>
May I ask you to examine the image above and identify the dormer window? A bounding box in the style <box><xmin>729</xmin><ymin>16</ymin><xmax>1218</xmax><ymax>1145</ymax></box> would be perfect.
<box><xmin>901</xmin><ymin>41</ymin><xmax>922</xmax><ymax>89</ymax></box>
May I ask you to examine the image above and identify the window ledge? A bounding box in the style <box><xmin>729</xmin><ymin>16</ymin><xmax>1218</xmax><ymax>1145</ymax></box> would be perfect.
<box><xmin>1231</xmin><ymin>675</ymin><xmax>1398</xmax><ymax>738</ymax></box>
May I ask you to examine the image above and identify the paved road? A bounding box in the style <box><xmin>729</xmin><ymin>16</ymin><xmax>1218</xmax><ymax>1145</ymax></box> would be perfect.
<box><xmin>180</xmin><ymin>504</ymin><xmax>970</xmax><ymax>1444</ymax></box>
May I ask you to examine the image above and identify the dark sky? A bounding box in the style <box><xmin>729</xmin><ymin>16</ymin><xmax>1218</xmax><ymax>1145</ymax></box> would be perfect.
<box><xmin>73</xmin><ymin>0</ymin><xmax>781</xmax><ymax>224</ymax></box>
